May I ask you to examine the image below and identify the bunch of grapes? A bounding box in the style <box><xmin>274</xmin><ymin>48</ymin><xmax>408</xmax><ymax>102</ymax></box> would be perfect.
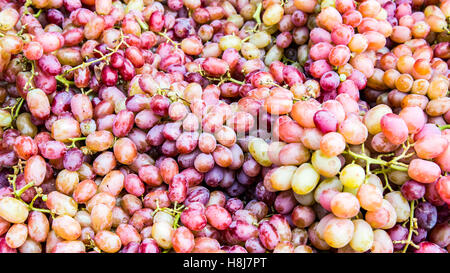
<box><xmin>0</xmin><ymin>0</ymin><xmax>448</xmax><ymax>253</ymax></box>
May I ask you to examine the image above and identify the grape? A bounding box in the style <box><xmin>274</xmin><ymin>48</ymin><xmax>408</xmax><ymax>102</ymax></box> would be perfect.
<box><xmin>371</xmin><ymin>229</ymin><xmax>393</xmax><ymax>253</ymax></box>
<box><xmin>408</xmin><ymin>159</ymin><xmax>441</xmax><ymax>184</ymax></box>
<box><xmin>313</xmin><ymin>110</ymin><xmax>338</xmax><ymax>134</ymax></box>
<box><xmin>414</xmin><ymin>202</ymin><xmax>437</xmax><ymax>230</ymax></box>
<box><xmin>330</xmin><ymin>192</ymin><xmax>360</xmax><ymax>218</ymax></box>
<box><xmin>340</xmin><ymin>163</ymin><xmax>365</xmax><ymax>189</ymax></box>
<box><xmin>401</xmin><ymin>180</ymin><xmax>426</xmax><ymax>201</ymax></box>
<box><xmin>291</xmin><ymin>163</ymin><xmax>320</xmax><ymax>195</ymax></box>
<box><xmin>323</xmin><ymin>218</ymin><xmax>354</xmax><ymax>248</ymax></box>
<box><xmin>0</xmin><ymin>0</ymin><xmax>448</xmax><ymax>255</ymax></box>
<box><xmin>52</xmin><ymin>215</ymin><xmax>81</xmax><ymax>241</ymax></box>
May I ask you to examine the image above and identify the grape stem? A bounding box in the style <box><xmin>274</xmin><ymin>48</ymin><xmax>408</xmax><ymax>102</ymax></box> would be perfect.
<box><xmin>33</xmin><ymin>9</ymin><xmax>42</xmax><ymax>18</ymax></box>
<box><xmin>85</xmin><ymin>235</ymin><xmax>102</xmax><ymax>253</ymax></box>
<box><xmin>66</xmin><ymin>137</ymin><xmax>87</xmax><ymax>149</ymax></box>
<box><xmin>344</xmin><ymin>141</ymin><xmax>415</xmax><ymax>190</ymax></box>
<box><xmin>7</xmin><ymin>161</ymin><xmax>52</xmax><ymax>215</ymax></box>
<box><xmin>4</xmin><ymin>60</ymin><xmax>35</xmax><ymax>129</ymax></box>
<box><xmin>203</xmin><ymin>71</ymin><xmax>245</xmax><ymax>86</ymax></box>
<box><xmin>157</xmin><ymin>31</ymin><xmax>180</xmax><ymax>48</ymax></box>
<box><xmin>252</xmin><ymin>2</ymin><xmax>263</xmax><ymax>32</ymax></box>
<box><xmin>152</xmin><ymin>200</ymin><xmax>185</xmax><ymax>229</ymax></box>
<box><xmin>401</xmin><ymin>201</ymin><xmax>420</xmax><ymax>252</ymax></box>
<box><xmin>439</xmin><ymin>124</ymin><xmax>450</xmax><ymax>130</ymax></box>
<box><xmin>344</xmin><ymin>141</ymin><xmax>413</xmax><ymax>173</ymax></box>
<box><xmin>135</xmin><ymin>15</ymin><xmax>149</xmax><ymax>32</ymax></box>
<box><xmin>56</xmin><ymin>30</ymin><xmax>127</xmax><ymax>90</ymax></box>
<box><xmin>14</xmin><ymin>181</ymin><xmax>34</xmax><ymax>198</ymax></box>
<box><xmin>55</xmin><ymin>75</ymin><xmax>74</xmax><ymax>92</ymax></box>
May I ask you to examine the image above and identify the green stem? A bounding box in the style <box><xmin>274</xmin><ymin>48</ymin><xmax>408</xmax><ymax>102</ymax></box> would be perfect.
<box><xmin>23</xmin><ymin>60</ymin><xmax>35</xmax><ymax>91</ymax></box>
<box><xmin>4</xmin><ymin>97</ymin><xmax>25</xmax><ymax>129</ymax></box>
<box><xmin>402</xmin><ymin>201</ymin><xmax>419</xmax><ymax>253</ymax></box>
<box><xmin>439</xmin><ymin>124</ymin><xmax>450</xmax><ymax>130</ymax></box>
<box><xmin>241</xmin><ymin>35</ymin><xmax>251</xmax><ymax>42</ymax></box>
<box><xmin>344</xmin><ymin>148</ymin><xmax>388</xmax><ymax>166</ymax></box>
<box><xmin>157</xmin><ymin>31</ymin><xmax>180</xmax><ymax>47</ymax></box>
<box><xmin>33</xmin><ymin>9</ymin><xmax>42</xmax><ymax>18</ymax></box>
<box><xmin>389</xmin><ymin>164</ymin><xmax>409</xmax><ymax>172</ymax></box>
<box><xmin>380</xmin><ymin>166</ymin><xmax>394</xmax><ymax>192</ymax></box>
<box><xmin>15</xmin><ymin>181</ymin><xmax>34</xmax><ymax>198</ymax></box>
<box><xmin>228</xmin><ymin>77</ymin><xmax>244</xmax><ymax>85</ymax></box>
<box><xmin>55</xmin><ymin>75</ymin><xmax>74</xmax><ymax>91</ymax></box>
<box><xmin>58</xmin><ymin>31</ymin><xmax>126</xmax><ymax>78</ymax></box>
<box><xmin>253</xmin><ymin>2</ymin><xmax>262</xmax><ymax>28</ymax></box>
<box><xmin>67</xmin><ymin>137</ymin><xmax>87</xmax><ymax>148</ymax></box>
<box><xmin>135</xmin><ymin>15</ymin><xmax>149</xmax><ymax>32</ymax></box>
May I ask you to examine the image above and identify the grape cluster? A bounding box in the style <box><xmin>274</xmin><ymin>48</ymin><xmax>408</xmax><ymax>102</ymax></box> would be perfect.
<box><xmin>0</xmin><ymin>0</ymin><xmax>448</xmax><ymax>253</ymax></box>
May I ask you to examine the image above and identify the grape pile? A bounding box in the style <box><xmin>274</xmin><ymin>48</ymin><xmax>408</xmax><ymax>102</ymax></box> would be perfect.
<box><xmin>0</xmin><ymin>0</ymin><xmax>448</xmax><ymax>254</ymax></box>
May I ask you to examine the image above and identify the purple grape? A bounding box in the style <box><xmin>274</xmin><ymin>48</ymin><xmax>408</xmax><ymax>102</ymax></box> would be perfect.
<box><xmin>401</xmin><ymin>180</ymin><xmax>426</xmax><ymax>201</ymax></box>
<box><xmin>205</xmin><ymin>166</ymin><xmax>224</xmax><ymax>188</ymax></box>
<box><xmin>388</xmin><ymin>224</ymin><xmax>408</xmax><ymax>251</ymax></box>
<box><xmin>63</xmin><ymin>148</ymin><xmax>84</xmax><ymax>171</ymax></box>
<box><xmin>415</xmin><ymin>202</ymin><xmax>437</xmax><ymax>230</ymax></box>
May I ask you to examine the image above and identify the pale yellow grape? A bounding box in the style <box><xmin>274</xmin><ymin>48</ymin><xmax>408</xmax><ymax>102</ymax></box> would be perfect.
<box><xmin>153</xmin><ymin>211</ymin><xmax>175</xmax><ymax>226</ymax></box>
<box><xmin>219</xmin><ymin>35</ymin><xmax>242</xmax><ymax>51</ymax></box>
<box><xmin>264</xmin><ymin>45</ymin><xmax>283</xmax><ymax>66</ymax></box>
<box><xmin>248</xmin><ymin>138</ymin><xmax>272</xmax><ymax>167</ymax></box>
<box><xmin>125</xmin><ymin>0</ymin><xmax>144</xmax><ymax>13</ymax></box>
<box><xmin>384</xmin><ymin>191</ymin><xmax>410</xmax><ymax>222</ymax></box>
<box><xmin>261</xmin><ymin>23</ymin><xmax>279</xmax><ymax>35</ymax></box>
<box><xmin>249</xmin><ymin>31</ymin><xmax>271</xmax><ymax>48</ymax></box>
<box><xmin>262</xmin><ymin>4</ymin><xmax>284</xmax><ymax>26</ymax></box>
<box><xmin>152</xmin><ymin>221</ymin><xmax>174</xmax><ymax>249</ymax></box>
<box><xmin>323</xmin><ymin>218</ymin><xmax>354</xmax><ymax>248</ymax></box>
<box><xmin>340</xmin><ymin>163</ymin><xmax>365</xmax><ymax>188</ymax></box>
<box><xmin>0</xmin><ymin>197</ymin><xmax>29</xmax><ymax>224</ymax></box>
<box><xmin>291</xmin><ymin>163</ymin><xmax>320</xmax><ymax>195</ymax></box>
<box><xmin>0</xmin><ymin>109</ymin><xmax>12</xmax><ymax>127</ymax></box>
<box><xmin>241</xmin><ymin>42</ymin><xmax>261</xmax><ymax>60</ymax></box>
<box><xmin>364</xmin><ymin>104</ymin><xmax>393</xmax><ymax>135</ymax></box>
<box><xmin>311</xmin><ymin>150</ymin><xmax>341</xmax><ymax>178</ymax></box>
<box><xmin>314</xmin><ymin>176</ymin><xmax>343</xmax><ymax>203</ymax></box>
<box><xmin>270</xmin><ymin>166</ymin><xmax>297</xmax><ymax>191</ymax></box>
<box><xmin>350</xmin><ymin>219</ymin><xmax>374</xmax><ymax>252</ymax></box>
